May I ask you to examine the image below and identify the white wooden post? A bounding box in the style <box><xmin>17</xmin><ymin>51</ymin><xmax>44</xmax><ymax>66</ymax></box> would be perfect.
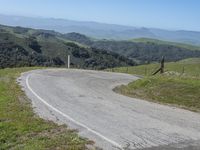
<box><xmin>68</xmin><ymin>55</ymin><xmax>70</xmax><ymax>69</ymax></box>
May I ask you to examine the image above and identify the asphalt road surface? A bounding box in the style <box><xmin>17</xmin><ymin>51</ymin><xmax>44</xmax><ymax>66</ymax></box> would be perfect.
<box><xmin>19</xmin><ymin>69</ymin><xmax>200</xmax><ymax>150</ymax></box>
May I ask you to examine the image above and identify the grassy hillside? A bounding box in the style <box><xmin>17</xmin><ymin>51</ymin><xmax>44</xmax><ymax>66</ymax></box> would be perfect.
<box><xmin>131</xmin><ymin>38</ymin><xmax>200</xmax><ymax>51</ymax></box>
<box><xmin>0</xmin><ymin>25</ymin><xmax>135</xmax><ymax>69</ymax></box>
<box><xmin>110</xmin><ymin>58</ymin><xmax>200</xmax><ymax>77</ymax></box>
<box><xmin>110</xmin><ymin>58</ymin><xmax>200</xmax><ymax>112</ymax></box>
<box><xmin>0</xmin><ymin>67</ymin><xmax>93</xmax><ymax>149</ymax></box>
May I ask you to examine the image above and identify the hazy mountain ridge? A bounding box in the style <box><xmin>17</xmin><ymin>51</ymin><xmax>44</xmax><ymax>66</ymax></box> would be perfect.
<box><xmin>1</xmin><ymin>14</ymin><xmax>200</xmax><ymax>45</ymax></box>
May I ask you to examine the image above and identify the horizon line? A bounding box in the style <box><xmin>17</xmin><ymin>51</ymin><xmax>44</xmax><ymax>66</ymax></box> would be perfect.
<box><xmin>0</xmin><ymin>13</ymin><xmax>200</xmax><ymax>32</ymax></box>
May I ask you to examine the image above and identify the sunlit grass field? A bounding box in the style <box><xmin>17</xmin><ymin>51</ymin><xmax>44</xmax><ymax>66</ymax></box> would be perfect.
<box><xmin>110</xmin><ymin>58</ymin><xmax>200</xmax><ymax>112</ymax></box>
<box><xmin>0</xmin><ymin>67</ymin><xmax>92</xmax><ymax>150</ymax></box>
<box><xmin>109</xmin><ymin>58</ymin><xmax>200</xmax><ymax>78</ymax></box>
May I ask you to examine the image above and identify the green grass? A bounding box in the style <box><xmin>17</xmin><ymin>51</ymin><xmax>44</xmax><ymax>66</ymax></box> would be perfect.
<box><xmin>109</xmin><ymin>58</ymin><xmax>200</xmax><ymax>78</ymax></box>
<box><xmin>131</xmin><ymin>38</ymin><xmax>200</xmax><ymax>51</ymax></box>
<box><xmin>114</xmin><ymin>76</ymin><xmax>200</xmax><ymax>111</ymax></box>
<box><xmin>178</xmin><ymin>57</ymin><xmax>200</xmax><ymax>64</ymax></box>
<box><xmin>0</xmin><ymin>67</ymin><xmax>92</xmax><ymax>150</ymax></box>
<box><xmin>110</xmin><ymin>58</ymin><xmax>200</xmax><ymax>112</ymax></box>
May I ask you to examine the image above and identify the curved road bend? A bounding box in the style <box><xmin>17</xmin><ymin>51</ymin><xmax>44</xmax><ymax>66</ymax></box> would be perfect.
<box><xmin>19</xmin><ymin>69</ymin><xmax>200</xmax><ymax>150</ymax></box>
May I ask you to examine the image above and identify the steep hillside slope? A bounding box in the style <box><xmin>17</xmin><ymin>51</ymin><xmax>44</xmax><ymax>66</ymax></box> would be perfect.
<box><xmin>0</xmin><ymin>25</ymin><xmax>135</xmax><ymax>69</ymax></box>
<box><xmin>64</xmin><ymin>33</ymin><xmax>200</xmax><ymax>64</ymax></box>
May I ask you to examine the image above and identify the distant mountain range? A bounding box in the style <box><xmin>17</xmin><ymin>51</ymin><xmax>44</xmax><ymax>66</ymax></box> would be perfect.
<box><xmin>1</xmin><ymin>14</ymin><xmax>200</xmax><ymax>45</ymax></box>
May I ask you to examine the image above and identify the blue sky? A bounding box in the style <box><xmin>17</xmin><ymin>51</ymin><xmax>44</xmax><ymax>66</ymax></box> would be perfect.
<box><xmin>0</xmin><ymin>0</ymin><xmax>199</xmax><ymax>31</ymax></box>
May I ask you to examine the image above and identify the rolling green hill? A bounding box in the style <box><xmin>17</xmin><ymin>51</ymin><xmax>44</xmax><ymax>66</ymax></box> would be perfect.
<box><xmin>131</xmin><ymin>38</ymin><xmax>200</xmax><ymax>51</ymax></box>
<box><xmin>0</xmin><ymin>25</ymin><xmax>135</xmax><ymax>69</ymax></box>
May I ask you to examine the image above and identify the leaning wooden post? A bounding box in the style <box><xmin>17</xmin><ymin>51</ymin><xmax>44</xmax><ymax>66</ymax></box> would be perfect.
<box><xmin>160</xmin><ymin>56</ymin><xmax>165</xmax><ymax>74</ymax></box>
<box><xmin>152</xmin><ymin>56</ymin><xmax>165</xmax><ymax>75</ymax></box>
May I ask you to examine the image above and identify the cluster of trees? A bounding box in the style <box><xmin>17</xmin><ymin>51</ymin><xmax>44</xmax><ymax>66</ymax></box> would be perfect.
<box><xmin>66</xmin><ymin>42</ymin><xmax>136</xmax><ymax>69</ymax></box>
<box><xmin>88</xmin><ymin>41</ymin><xmax>200</xmax><ymax>64</ymax></box>
<box><xmin>64</xmin><ymin>32</ymin><xmax>92</xmax><ymax>45</ymax></box>
<box><xmin>82</xmin><ymin>48</ymin><xmax>135</xmax><ymax>69</ymax></box>
<box><xmin>0</xmin><ymin>42</ymin><xmax>64</xmax><ymax>69</ymax></box>
<box><xmin>26</xmin><ymin>37</ymin><xmax>42</xmax><ymax>53</ymax></box>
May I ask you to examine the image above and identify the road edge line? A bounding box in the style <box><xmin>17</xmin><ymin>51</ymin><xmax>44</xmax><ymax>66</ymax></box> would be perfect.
<box><xmin>25</xmin><ymin>73</ymin><xmax>123</xmax><ymax>149</ymax></box>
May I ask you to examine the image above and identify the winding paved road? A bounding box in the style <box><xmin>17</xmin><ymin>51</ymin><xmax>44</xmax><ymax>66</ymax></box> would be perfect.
<box><xmin>19</xmin><ymin>69</ymin><xmax>200</xmax><ymax>150</ymax></box>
